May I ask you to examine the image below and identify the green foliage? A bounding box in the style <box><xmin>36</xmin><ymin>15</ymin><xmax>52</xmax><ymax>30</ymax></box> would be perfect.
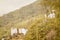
<box><xmin>0</xmin><ymin>0</ymin><xmax>60</xmax><ymax>40</ymax></box>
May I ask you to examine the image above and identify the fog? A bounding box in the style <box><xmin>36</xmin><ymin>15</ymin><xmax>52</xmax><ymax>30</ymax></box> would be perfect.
<box><xmin>0</xmin><ymin>0</ymin><xmax>37</xmax><ymax>16</ymax></box>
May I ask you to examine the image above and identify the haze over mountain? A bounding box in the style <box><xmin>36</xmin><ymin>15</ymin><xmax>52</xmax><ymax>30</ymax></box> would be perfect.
<box><xmin>0</xmin><ymin>0</ymin><xmax>37</xmax><ymax>16</ymax></box>
<box><xmin>0</xmin><ymin>0</ymin><xmax>44</xmax><ymax>28</ymax></box>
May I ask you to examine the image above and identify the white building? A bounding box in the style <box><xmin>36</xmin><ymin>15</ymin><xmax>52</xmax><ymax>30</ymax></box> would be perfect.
<box><xmin>10</xmin><ymin>27</ymin><xmax>28</xmax><ymax>36</ymax></box>
<box><xmin>11</xmin><ymin>28</ymin><xmax>17</xmax><ymax>36</ymax></box>
<box><xmin>48</xmin><ymin>10</ymin><xmax>55</xmax><ymax>18</ymax></box>
<box><xmin>48</xmin><ymin>13</ymin><xmax>55</xmax><ymax>18</ymax></box>
<box><xmin>19</xmin><ymin>28</ymin><xmax>28</xmax><ymax>35</ymax></box>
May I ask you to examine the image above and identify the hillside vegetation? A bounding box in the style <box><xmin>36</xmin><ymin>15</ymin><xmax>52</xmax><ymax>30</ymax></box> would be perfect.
<box><xmin>0</xmin><ymin>0</ymin><xmax>60</xmax><ymax>40</ymax></box>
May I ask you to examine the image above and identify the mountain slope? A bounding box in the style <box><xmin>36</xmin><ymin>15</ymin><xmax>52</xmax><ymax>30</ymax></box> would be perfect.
<box><xmin>0</xmin><ymin>0</ymin><xmax>60</xmax><ymax>40</ymax></box>
<box><xmin>0</xmin><ymin>0</ymin><xmax>45</xmax><ymax>27</ymax></box>
<box><xmin>0</xmin><ymin>0</ymin><xmax>45</xmax><ymax>39</ymax></box>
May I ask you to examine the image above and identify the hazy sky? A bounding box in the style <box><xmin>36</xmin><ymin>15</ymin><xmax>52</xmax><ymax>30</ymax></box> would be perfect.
<box><xmin>0</xmin><ymin>0</ymin><xmax>37</xmax><ymax>16</ymax></box>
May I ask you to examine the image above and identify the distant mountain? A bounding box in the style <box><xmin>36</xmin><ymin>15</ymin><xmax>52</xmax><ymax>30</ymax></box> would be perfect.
<box><xmin>0</xmin><ymin>0</ymin><xmax>46</xmax><ymax>27</ymax></box>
